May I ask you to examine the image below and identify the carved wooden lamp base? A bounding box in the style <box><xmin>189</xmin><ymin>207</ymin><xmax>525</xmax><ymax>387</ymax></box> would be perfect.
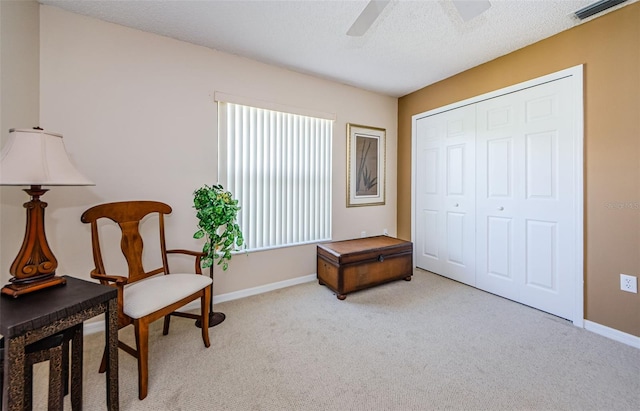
<box><xmin>1</xmin><ymin>275</ymin><xmax>67</xmax><ymax>298</ymax></box>
<box><xmin>1</xmin><ymin>186</ymin><xmax>66</xmax><ymax>298</ymax></box>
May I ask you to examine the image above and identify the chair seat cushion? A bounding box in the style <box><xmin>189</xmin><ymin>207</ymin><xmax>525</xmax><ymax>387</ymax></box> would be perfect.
<box><xmin>123</xmin><ymin>274</ymin><xmax>212</xmax><ymax>319</ymax></box>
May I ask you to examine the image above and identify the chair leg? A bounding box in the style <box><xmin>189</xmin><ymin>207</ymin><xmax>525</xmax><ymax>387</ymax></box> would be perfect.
<box><xmin>70</xmin><ymin>324</ymin><xmax>84</xmax><ymax>410</ymax></box>
<box><xmin>201</xmin><ymin>288</ymin><xmax>211</xmax><ymax>348</ymax></box>
<box><xmin>162</xmin><ymin>315</ymin><xmax>171</xmax><ymax>336</ymax></box>
<box><xmin>98</xmin><ymin>346</ymin><xmax>108</xmax><ymax>374</ymax></box>
<box><xmin>134</xmin><ymin>319</ymin><xmax>150</xmax><ymax>400</ymax></box>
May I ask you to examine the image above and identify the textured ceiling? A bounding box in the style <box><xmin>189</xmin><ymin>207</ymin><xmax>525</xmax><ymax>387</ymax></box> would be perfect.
<box><xmin>38</xmin><ymin>0</ymin><xmax>636</xmax><ymax>97</ymax></box>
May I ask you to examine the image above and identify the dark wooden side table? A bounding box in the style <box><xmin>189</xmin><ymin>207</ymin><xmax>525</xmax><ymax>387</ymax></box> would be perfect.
<box><xmin>0</xmin><ymin>276</ymin><xmax>119</xmax><ymax>411</ymax></box>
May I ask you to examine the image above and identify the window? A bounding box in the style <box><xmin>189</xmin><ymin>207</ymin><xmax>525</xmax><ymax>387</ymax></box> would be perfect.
<box><xmin>218</xmin><ymin>101</ymin><xmax>333</xmax><ymax>252</ymax></box>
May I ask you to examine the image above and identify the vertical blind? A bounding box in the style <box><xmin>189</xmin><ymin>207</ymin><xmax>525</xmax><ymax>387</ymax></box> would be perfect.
<box><xmin>219</xmin><ymin>102</ymin><xmax>333</xmax><ymax>251</ymax></box>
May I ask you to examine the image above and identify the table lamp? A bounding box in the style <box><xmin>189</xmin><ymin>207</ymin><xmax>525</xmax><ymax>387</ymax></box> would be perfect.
<box><xmin>0</xmin><ymin>127</ymin><xmax>94</xmax><ymax>297</ymax></box>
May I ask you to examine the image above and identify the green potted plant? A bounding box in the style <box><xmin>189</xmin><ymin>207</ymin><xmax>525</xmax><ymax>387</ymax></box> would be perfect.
<box><xmin>193</xmin><ymin>183</ymin><xmax>244</xmax><ymax>327</ymax></box>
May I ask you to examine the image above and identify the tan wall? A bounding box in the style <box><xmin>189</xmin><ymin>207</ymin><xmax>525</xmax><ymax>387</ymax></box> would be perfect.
<box><xmin>0</xmin><ymin>0</ymin><xmax>39</xmax><ymax>144</ymax></box>
<box><xmin>398</xmin><ymin>4</ymin><xmax>640</xmax><ymax>336</ymax></box>
<box><xmin>0</xmin><ymin>6</ymin><xmax>398</xmax><ymax>297</ymax></box>
<box><xmin>0</xmin><ymin>0</ymin><xmax>40</xmax><ymax>286</ymax></box>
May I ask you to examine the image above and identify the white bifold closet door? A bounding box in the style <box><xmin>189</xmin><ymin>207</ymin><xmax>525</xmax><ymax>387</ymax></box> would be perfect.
<box><xmin>414</xmin><ymin>72</ymin><xmax>579</xmax><ymax>321</ymax></box>
<box><xmin>475</xmin><ymin>78</ymin><xmax>577</xmax><ymax>320</ymax></box>
<box><xmin>415</xmin><ymin>105</ymin><xmax>476</xmax><ymax>286</ymax></box>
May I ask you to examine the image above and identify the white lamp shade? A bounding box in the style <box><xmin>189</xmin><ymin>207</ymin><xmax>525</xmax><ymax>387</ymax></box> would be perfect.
<box><xmin>0</xmin><ymin>128</ymin><xmax>94</xmax><ymax>186</ymax></box>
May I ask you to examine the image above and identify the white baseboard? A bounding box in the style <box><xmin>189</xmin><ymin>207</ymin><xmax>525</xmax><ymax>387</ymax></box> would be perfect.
<box><xmin>584</xmin><ymin>320</ymin><xmax>640</xmax><ymax>349</ymax></box>
<box><xmin>83</xmin><ymin>273</ymin><xmax>317</xmax><ymax>336</ymax></box>
<box><xmin>209</xmin><ymin>273</ymin><xmax>317</xmax><ymax>305</ymax></box>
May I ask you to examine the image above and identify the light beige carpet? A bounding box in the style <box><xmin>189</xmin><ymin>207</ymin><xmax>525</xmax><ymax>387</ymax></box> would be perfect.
<box><xmin>31</xmin><ymin>270</ymin><xmax>640</xmax><ymax>410</ymax></box>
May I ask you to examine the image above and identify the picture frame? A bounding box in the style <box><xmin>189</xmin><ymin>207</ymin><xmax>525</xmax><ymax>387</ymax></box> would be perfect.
<box><xmin>347</xmin><ymin>123</ymin><xmax>386</xmax><ymax>207</ymax></box>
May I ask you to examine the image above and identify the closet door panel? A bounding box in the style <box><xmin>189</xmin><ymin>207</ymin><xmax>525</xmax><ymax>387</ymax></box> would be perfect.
<box><xmin>526</xmin><ymin>219</ymin><xmax>557</xmax><ymax>290</ymax></box>
<box><xmin>476</xmin><ymin>91</ymin><xmax>523</xmax><ymax>299</ymax></box>
<box><xmin>518</xmin><ymin>80</ymin><xmax>576</xmax><ymax>320</ymax></box>
<box><xmin>415</xmin><ymin>105</ymin><xmax>476</xmax><ymax>285</ymax></box>
<box><xmin>421</xmin><ymin>209</ymin><xmax>440</xmax><ymax>260</ymax></box>
<box><xmin>446</xmin><ymin>211</ymin><xmax>465</xmax><ymax>265</ymax></box>
<box><xmin>415</xmin><ymin>121</ymin><xmax>445</xmax><ymax>275</ymax></box>
<box><xmin>476</xmin><ymin>79</ymin><xmax>576</xmax><ymax>320</ymax></box>
<box><xmin>487</xmin><ymin>138</ymin><xmax>512</xmax><ymax>198</ymax></box>
<box><xmin>487</xmin><ymin>216</ymin><xmax>512</xmax><ymax>280</ymax></box>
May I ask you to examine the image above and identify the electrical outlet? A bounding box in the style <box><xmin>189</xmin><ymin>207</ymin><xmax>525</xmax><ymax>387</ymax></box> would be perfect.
<box><xmin>360</xmin><ymin>231</ymin><xmax>367</xmax><ymax>238</ymax></box>
<box><xmin>383</xmin><ymin>228</ymin><xmax>388</xmax><ymax>235</ymax></box>
<box><xmin>620</xmin><ymin>274</ymin><xmax>638</xmax><ymax>293</ymax></box>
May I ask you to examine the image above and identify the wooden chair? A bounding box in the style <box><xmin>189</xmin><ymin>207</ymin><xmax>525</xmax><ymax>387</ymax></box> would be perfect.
<box><xmin>0</xmin><ymin>324</ymin><xmax>82</xmax><ymax>410</ymax></box>
<box><xmin>81</xmin><ymin>201</ymin><xmax>212</xmax><ymax>400</ymax></box>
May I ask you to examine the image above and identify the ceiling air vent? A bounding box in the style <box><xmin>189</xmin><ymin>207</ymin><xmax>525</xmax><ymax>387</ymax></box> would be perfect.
<box><xmin>574</xmin><ymin>0</ymin><xmax>627</xmax><ymax>20</ymax></box>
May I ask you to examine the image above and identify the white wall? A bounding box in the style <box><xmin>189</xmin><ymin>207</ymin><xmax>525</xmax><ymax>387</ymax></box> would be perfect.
<box><xmin>0</xmin><ymin>5</ymin><xmax>398</xmax><ymax>296</ymax></box>
<box><xmin>0</xmin><ymin>0</ymin><xmax>40</xmax><ymax>286</ymax></box>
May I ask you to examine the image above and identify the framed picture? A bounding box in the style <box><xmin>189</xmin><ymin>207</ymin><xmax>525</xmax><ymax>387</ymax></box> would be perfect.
<box><xmin>347</xmin><ymin>123</ymin><xmax>386</xmax><ymax>207</ymax></box>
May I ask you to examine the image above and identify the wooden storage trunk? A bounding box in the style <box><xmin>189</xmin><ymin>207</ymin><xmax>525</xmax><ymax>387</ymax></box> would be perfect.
<box><xmin>317</xmin><ymin>235</ymin><xmax>413</xmax><ymax>300</ymax></box>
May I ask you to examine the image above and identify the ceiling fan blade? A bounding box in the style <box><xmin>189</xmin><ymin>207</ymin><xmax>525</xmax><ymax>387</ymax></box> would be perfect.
<box><xmin>453</xmin><ymin>0</ymin><xmax>491</xmax><ymax>22</ymax></box>
<box><xmin>347</xmin><ymin>0</ymin><xmax>391</xmax><ymax>37</ymax></box>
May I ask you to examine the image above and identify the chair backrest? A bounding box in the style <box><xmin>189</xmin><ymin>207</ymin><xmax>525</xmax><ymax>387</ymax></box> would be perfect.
<box><xmin>81</xmin><ymin>201</ymin><xmax>172</xmax><ymax>284</ymax></box>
